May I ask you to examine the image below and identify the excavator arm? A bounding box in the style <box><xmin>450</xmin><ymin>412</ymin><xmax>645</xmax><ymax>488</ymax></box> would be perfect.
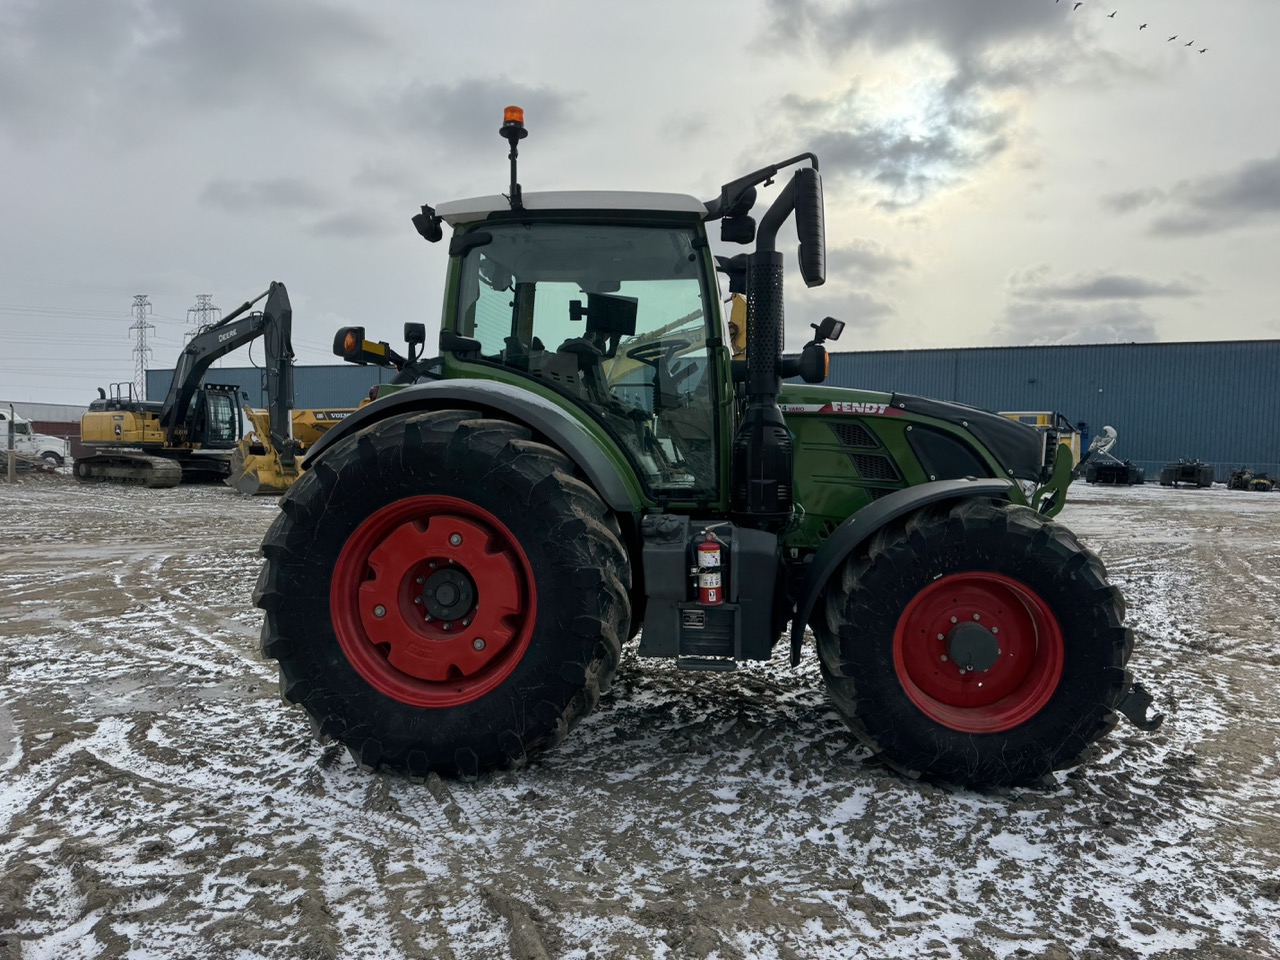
<box><xmin>159</xmin><ymin>281</ymin><xmax>295</xmax><ymax>468</ymax></box>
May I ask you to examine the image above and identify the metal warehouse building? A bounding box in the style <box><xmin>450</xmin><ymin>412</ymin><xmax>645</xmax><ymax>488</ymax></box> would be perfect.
<box><xmin>146</xmin><ymin>364</ymin><xmax>390</xmax><ymax>413</ymax></box>
<box><xmin>146</xmin><ymin>338</ymin><xmax>1280</xmax><ymax>480</ymax></box>
<box><xmin>821</xmin><ymin>339</ymin><xmax>1280</xmax><ymax>479</ymax></box>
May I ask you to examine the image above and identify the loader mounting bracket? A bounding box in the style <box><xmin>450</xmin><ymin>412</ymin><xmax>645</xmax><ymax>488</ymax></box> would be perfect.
<box><xmin>1115</xmin><ymin>681</ymin><xmax>1165</xmax><ymax>732</ymax></box>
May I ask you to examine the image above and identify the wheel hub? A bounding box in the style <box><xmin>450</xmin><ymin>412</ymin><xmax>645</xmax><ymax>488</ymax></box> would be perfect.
<box><xmin>945</xmin><ymin>621</ymin><xmax>1000</xmax><ymax>673</ymax></box>
<box><xmin>421</xmin><ymin>567</ymin><xmax>475</xmax><ymax>622</ymax></box>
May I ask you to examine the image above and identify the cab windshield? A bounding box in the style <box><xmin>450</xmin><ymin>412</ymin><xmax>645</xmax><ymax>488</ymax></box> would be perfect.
<box><xmin>455</xmin><ymin>222</ymin><xmax>719</xmax><ymax>497</ymax></box>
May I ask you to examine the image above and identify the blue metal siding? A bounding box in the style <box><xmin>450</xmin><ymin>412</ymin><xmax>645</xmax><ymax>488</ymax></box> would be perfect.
<box><xmin>146</xmin><ymin>364</ymin><xmax>391</xmax><ymax>411</ymax></box>
<box><xmin>826</xmin><ymin>340</ymin><xmax>1280</xmax><ymax>478</ymax></box>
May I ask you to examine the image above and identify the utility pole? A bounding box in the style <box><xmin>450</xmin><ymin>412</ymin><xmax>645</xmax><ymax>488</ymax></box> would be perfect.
<box><xmin>129</xmin><ymin>294</ymin><xmax>155</xmax><ymax>400</ymax></box>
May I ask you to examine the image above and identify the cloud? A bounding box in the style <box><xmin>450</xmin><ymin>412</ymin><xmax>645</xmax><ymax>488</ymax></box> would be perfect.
<box><xmin>775</xmin><ymin>83</ymin><xmax>1014</xmax><ymax>208</ymax></box>
<box><xmin>200</xmin><ymin>178</ymin><xmax>328</xmax><ymax>213</ymax></box>
<box><xmin>825</xmin><ymin>240</ymin><xmax>913</xmax><ymax>280</ymax></box>
<box><xmin>387</xmin><ymin>78</ymin><xmax>576</xmax><ymax>151</ymax></box>
<box><xmin>0</xmin><ymin>0</ymin><xmax>385</xmax><ymax>137</ymax></box>
<box><xmin>991</xmin><ymin>301</ymin><xmax>1159</xmax><ymax>345</ymax></box>
<box><xmin>1101</xmin><ymin>187</ymin><xmax>1166</xmax><ymax>214</ymax></box>
<box><xmin>1148</xmin><ymin>153</ymin><xmax>1280</xmax><ymax>236</ymax></box>
<box><xmin>1010</xmin><ymin>269</ymin><xmax>1199</xmax><ymax>301</ymax></box>
<box><xmin>308</xmin><ymin>211</ymin><xmax>394</xmax><ymax>239</ymax></box>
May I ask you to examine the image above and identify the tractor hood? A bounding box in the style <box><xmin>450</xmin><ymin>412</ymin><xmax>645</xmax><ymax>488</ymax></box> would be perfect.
<box><xmin>778</xmin><ymin>384</ymin><xmax>1045</xmax><ymax>482</ymax></box>
<box><xmin>891</xmin><ymin>393</ymin><xmax>1045</xmax><ymax>481</ymax></box>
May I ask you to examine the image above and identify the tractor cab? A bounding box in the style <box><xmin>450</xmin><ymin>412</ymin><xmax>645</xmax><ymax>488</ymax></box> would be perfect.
<box><xmin>443</xmin><ymin>206</ymin><xmax>726</xmax><ymax>500</ymax></box>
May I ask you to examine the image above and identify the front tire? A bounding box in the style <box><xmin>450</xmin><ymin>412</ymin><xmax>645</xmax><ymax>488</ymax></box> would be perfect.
<box><xmin>815</xmin><ymin>498</ymin><xmax>1132</xmax><ymax>788</ymax></box>
<box><xmin>255</xmin><ymin>409</ymin><xmax>631</xmax><ymax>779</ymax></box>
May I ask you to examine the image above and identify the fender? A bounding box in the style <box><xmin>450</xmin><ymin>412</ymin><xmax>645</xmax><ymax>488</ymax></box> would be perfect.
<box><xmin>788</xmin><ymin>478</ymin><xmax>1015</xmax><ymax>665</ymax></box>
<box><xmin>301</xmin><ymin>379</ymin><xmax>641</xmax><ymax>515</ymax></box>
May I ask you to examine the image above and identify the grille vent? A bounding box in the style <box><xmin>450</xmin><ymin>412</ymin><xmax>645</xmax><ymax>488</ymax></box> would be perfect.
<box><xmin>829</xmin><ymin>421</ymin><xmax>878</xmax><ymax>448</ymax></box>
<box><xmin>867</xmin><ymin>487</ymin><xmax>896</xmax><ymax>502</ymax></box>
<box><xmin>850</xmin><ymin>454</ymin><xmax>900</xmax><ymax>482</ymax></box>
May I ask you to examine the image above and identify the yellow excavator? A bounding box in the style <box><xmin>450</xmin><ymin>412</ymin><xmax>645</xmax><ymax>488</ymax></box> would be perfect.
<box><xmin>79</xmin><ymin>281</ymin><xmax>350</xmax><ymax>493</ymax></box>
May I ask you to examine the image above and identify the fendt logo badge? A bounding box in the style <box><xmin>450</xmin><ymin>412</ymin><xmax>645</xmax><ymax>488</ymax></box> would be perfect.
<box><xmin>829</xmin><ymin>402</ymin><xmax>889</xmax><ymax>414</ymax></box>
<box><xmin>217</xmin><ymin>328</ymin><xmax>238</xmax><ymax>343</ymax></box>
<box><xmin>781</xmin><ymin>401</ymin><xmax>901</xmax><ymax>416</ymax></box>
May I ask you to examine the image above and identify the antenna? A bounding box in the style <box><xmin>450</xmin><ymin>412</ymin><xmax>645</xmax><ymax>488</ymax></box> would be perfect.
<box><xmin>499</xmin><ymin>105</ymin><xmax>528</xmax><ymax>210</ymax></box>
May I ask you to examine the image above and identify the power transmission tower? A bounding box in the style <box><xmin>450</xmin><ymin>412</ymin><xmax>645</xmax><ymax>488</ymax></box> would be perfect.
<box><xmin>129</xmin><ymin>294</ymin><xmax>155</xmax><ymax>400</ymax></box>
<box><xmin>186</xmin><ymin>294</ymin><xmax>221</xmax><ymax>342</ymax></box>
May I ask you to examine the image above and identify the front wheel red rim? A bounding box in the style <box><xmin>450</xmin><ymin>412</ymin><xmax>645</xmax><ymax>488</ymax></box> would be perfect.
<box><xmin>331</xmin><ymin>495</ymin><xmax>536</xmax><ymax>707</ymax></box>
<box><xmin>893</xmin><ymin>572</ymin><xmax>1064</xmax><ymax>733</ymax></box>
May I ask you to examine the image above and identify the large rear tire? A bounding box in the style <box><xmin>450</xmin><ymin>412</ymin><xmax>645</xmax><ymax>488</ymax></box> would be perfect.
<box><xmin>255</xmin><ymin>409</ymin><xmax>631</xmax><ymax>779</ymax></box>
<box><xmin>815</xmin><ymin>498</ymin><xmax>1132</xmax><ymax>788</ymax></box>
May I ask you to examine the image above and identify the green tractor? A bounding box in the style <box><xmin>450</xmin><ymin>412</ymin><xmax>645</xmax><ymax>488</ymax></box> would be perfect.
<box><xmin>255</xmin><ymin>108</ymin><xmax>1161</xmax><ymax>788</ymax></box>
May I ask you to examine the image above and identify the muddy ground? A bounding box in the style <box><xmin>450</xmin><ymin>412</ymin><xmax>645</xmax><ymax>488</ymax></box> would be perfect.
<box><xmin>0</xmin><ymin>476</ymin><xmax>1278</xmax><ymax>959</ymax></box>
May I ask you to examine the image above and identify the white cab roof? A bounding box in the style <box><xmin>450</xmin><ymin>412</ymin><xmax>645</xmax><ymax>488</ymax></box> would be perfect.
<box><xmin>434</xmin><ymin>191</ymin><xmax>706</xmax><ymax>225</ymax></box>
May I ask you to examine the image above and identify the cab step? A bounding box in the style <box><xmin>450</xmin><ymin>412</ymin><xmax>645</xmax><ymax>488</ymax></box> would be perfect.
<box><xmin>676</xmin><ymin>657</ymin><xmax>737</xmax><ymax>672</ymax></box>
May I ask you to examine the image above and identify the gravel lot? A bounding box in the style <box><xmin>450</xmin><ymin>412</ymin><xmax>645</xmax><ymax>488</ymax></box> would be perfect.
<box><xmin>1</xmin><ymin>475</ymin><xmax>1278</xmax><ymax>959</ymax></box>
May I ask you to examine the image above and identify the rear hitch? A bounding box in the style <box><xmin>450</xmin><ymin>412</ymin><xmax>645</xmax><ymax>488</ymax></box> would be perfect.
<box><xmin>1115</xmin><ymin>681</ymin><xmax>1165</xmax><ymax>732</ymax></box>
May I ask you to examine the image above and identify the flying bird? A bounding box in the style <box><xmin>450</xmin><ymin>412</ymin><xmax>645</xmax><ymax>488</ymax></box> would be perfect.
<box><xmin>1167</xmin><ymin>35</ymin><xmax>1177</xmax><ymax>41</ymax></box>
<box><xmin>1199</xmin><ymin>47</ymin><xmax>1208</xmax><ymax>53</ymax></box>
<box><xmin>1073</xmin><ymin>2</ymin><xmax>1083</xmax><ymax>9</ymax></box>
<box><xmin>1185</xmin><ymin>40</ymin><xmax>1194</xmax><ymax>46</ymax></box>
<box><xmin>1139</xmin><ymin>23</ymin><xmax>1148</xmax><ymax>29</ymax></box>
<box><xmin>1108</xmin><ymin>10</ymin><xmax>1117</xmax><ymax>17</ymax></box>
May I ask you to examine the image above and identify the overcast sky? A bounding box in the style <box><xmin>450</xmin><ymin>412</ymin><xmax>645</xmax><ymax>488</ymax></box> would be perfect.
<box><xmin>2</xmin><ymin>0</ymin><xmax>1277</xmax><ymax>405</ymax></box>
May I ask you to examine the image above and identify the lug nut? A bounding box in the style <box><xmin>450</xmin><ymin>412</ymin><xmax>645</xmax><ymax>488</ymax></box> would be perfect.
<box><xmin>936</xmin><ymin>633</ymin><xmax>945</xmax><ymax>641</ymax></box>
<box><xmin>442</xmin><ymin>622</ymin><xmax>451</xmax><ymax>632</ymax></box>
<box><xmin>950</xmin><ymin>616</ymin><xmax>958</xmax><ymax>623</ymax></box>
<box><xmin>472</xmin><ymin>637</ymin><xmax>486</xmax><ymax>651</ymax></box>
<box><xmin>992</xmin><ymin>627</ymin><xmax>999</xmax><ymax>635</ymax></box>
<box><xmin>973</xmin><ymin>614</ymin><xmax>981</xmax><ymax>621</ymax></box>
<box><xmin>429</xmin><ymin>561</ymin><xmax>437</xmax><ymax>570</ymax></box>
<box><xmin>941</xmin><ymin>655</ymin><xmax>948</xmax><ymax>662</ymax></box>
<box><xmin>449</xmin><ymin>533</ymin><xmax>463</xmax><ymax>546</ymax></box>
<box><xmin>373</xmin><ymin>605</ymin><xmax>386</xmax><ymax>618</ymax></box>
<box><xmin>416</xmin><ymin>576</ymin><xmax>424</xmax><ymax>584</ymax></box>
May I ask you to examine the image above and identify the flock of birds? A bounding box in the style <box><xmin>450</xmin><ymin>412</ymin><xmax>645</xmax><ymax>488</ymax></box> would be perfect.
<box><xmin>1056</xmin><ymin>1</ymin><xmax>1208</xmax><ymax>52</ymax></box>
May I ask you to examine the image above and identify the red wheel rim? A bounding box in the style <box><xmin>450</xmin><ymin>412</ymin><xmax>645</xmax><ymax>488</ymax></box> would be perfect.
<box><xmin>331</xmin><ymin>495</ymin><xmax>536</xmax><ymax>707</ymax></box>
<box><xmin>893</xmin><ymin>572</ymin><xmax>1064</xmax><ymax>733</ymax></box>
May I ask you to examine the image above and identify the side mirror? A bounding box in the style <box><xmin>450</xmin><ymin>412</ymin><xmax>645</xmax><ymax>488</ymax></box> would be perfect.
<box><xmin>812</xmin><ymin>316</ymin><xmax>844</xmax><ymax>344</ymax></box>
<box><xmin>404</xmin><ymin>322</ymin><xmax>426</xmax><ymax>346</ymax></box>
<box><xmin>794</xmin><ymin>167</ymin><xmax>825</xmax><ymax>289</ymax></box>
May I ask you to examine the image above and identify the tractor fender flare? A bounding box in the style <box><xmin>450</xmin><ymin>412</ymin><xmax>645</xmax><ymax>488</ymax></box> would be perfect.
<box><xmin>789</xmin><ymin>478</ymin><xmax>1015</xmax><ymax>664</ymax></box>
<box><xmin>302</xmin><ymin>379</ymin><xmax>640</xmax><ymax>515</ymax></box>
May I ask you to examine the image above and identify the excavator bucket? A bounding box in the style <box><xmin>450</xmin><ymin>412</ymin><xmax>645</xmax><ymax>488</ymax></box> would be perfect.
<box><xmin>227</xmin><ymin>444</ymin><xmax>300</xmax><ymax>495</ymax></box>
<box><xmin>226</xmin><ymin>406</ymin><xmax>302</xmax><ymax>496</ymax></box>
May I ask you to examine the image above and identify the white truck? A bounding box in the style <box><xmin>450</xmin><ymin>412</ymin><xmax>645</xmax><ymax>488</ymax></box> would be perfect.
<box><xmin>1</xmin><ymin>409</ymin><xmax>71</xmax><ymax>465</ymax></box>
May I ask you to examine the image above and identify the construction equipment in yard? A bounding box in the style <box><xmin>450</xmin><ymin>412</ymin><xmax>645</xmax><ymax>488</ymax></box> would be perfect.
<box><xmin>77</xmin><ymin>280</ymin><xmax>312</xmax><ymax>491</ymax></box>
<box><xmin>227</xmin><ymin>406</ymin><xmax>356</xmax><ymax>495</ymax></box>
<box><xmin>1227</xmin><ymin>467</ymin><xmax>1274</xmax><ymax>492</ymax></box>
<box><xmin>1076</xmin><ymin>426</ymin><xmax>1145</xmax><ymax>485</ymax></box>
<box><xmin>1001</xmin><ymin>411</ymin><xmax>1081</xmax><ymax>476</ymax></box>
<box><xmin>255</xmin><ymin>106</ymin><xmax>1162</xmax><ymax>789</ymax></box>
<box><xmin>1159</xmin><ymin>458</ymin><xmax>1214</xmax><ymax>488</ymax></box>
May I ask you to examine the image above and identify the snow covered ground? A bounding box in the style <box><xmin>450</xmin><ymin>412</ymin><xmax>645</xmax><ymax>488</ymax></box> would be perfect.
<box><xmin>1</xmin><ymin>478</ymin><xmax>1277</xmax><ymax>959</ymax></box>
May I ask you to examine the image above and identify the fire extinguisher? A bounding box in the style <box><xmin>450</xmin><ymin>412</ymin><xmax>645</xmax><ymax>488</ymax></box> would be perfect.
<box><xmin>696</xmin><ymin>532</ymin><xmax>726</xmax><ymax>605</ymax></box>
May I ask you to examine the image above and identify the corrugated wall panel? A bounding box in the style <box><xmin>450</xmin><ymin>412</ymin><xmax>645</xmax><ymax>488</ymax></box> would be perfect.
<box><xmin>147</xmin><ymin>364</ymin><xmax>391</xmax><ymax>411</ymax></box>
<box><xmin>825</xmin><ymin>341</ymin><xmax>1280</xmax><ymax>478</ymax></box>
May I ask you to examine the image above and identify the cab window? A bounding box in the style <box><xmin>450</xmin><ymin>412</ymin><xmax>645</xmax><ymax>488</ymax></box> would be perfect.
<box><xmin>457</xmin><ymin>222</ymin><xmax>719</xmax><ymax>497</ymax></box>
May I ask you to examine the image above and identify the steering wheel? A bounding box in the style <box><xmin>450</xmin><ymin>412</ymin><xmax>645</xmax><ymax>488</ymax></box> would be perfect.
<box><xmin>626</xmin><ymin>338</ymin><xmax>692</xmax><ymax>368</ymax></box>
